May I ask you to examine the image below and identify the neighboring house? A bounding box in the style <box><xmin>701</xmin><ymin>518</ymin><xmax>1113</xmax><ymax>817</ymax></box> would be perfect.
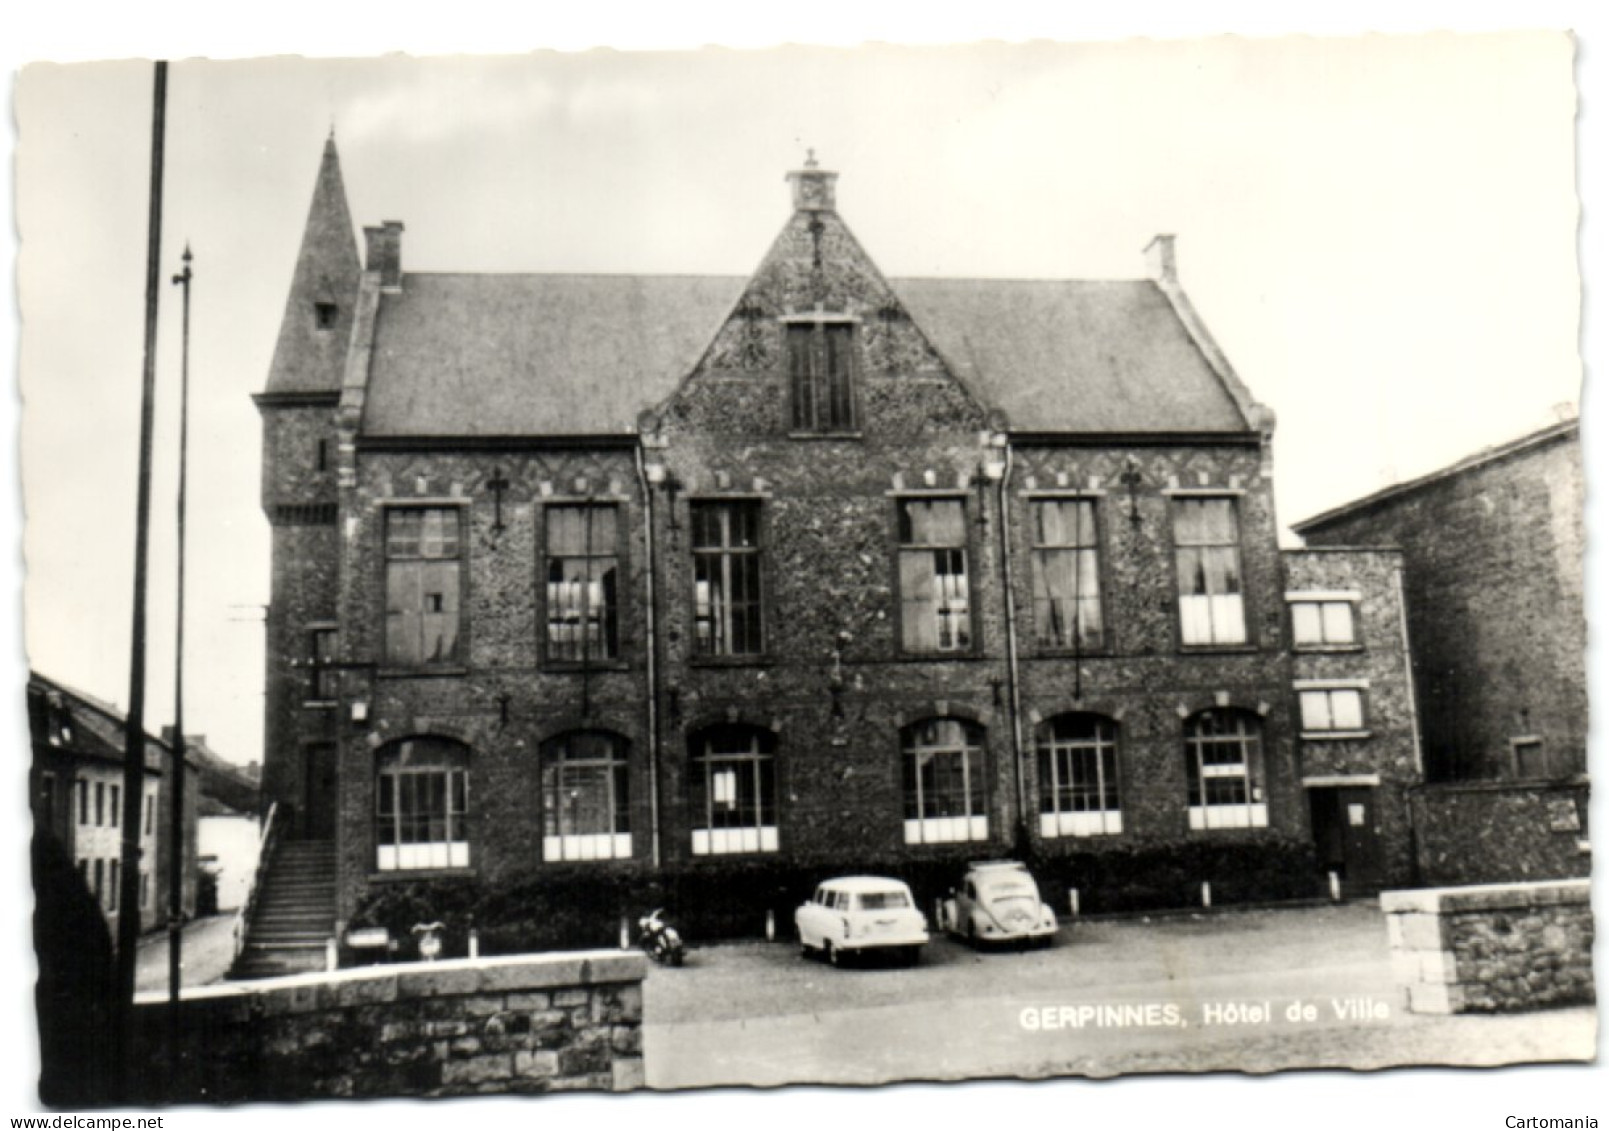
<box><xmin>1294</xmin><ymin>417</ymin><xmax>1588</xmax><ymax>885</ymax></box>
<box><xmin>28</xmin><ymin>672</ymin><xmax>200</xmax><ymax>935</ymax></box>
<box><xmin>254</xmin><ymin>140</ymin><xmax>1423</xmax><ymax>940</ymax></box>
<box><xmin>163</xmin><ymin>730</ymin><xmax>264</xmax><ymax>914</ymax></box>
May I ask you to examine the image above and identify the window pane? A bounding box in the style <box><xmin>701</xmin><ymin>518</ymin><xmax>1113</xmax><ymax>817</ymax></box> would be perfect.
<box><xmin>1331</xmin><ymin>690</ymin><xmax>1364</xmax><ymax>730</ymax></box>
<box><xmin>1291</xmin><ymin>603</ymin><xmax>1322</xmax><ymax>644</ymax></box>
<box><xmin>1299</xmin><ymin>691</ymin><xmax>1332</xmax><ymax>730</ymax></box>
<box><xmin>1321</xmin><ymin>602</ymin><xmax>1355</xmax><ymax>643</ymax></box>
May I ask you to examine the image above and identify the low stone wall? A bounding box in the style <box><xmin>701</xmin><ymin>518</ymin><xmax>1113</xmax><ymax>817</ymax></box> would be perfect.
<box><xmin>131</xmin><ymin>949</ymin><xmax>646</xmax><ymax>1102</ymax></box>
<box><xmin>1409</xmin><ymin>780</ymin><xmax>1589</xmax><ymax>887</ymax></box>
<box><xmin>1380</xmin><ymin>880</ymin><xmax>1594</xmax><ymax>1014</ymax></box>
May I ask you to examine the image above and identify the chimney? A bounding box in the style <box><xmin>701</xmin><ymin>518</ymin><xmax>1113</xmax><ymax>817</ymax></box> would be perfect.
<box><xmin>364</xmin><ymin>220</ymin><xmax>405</xmax><ymax>291</ymax></box>
<box><xmin>1144</xmin><ymin>234</ymin><xmax>1177</xmax><ymax>284</ymax></box>
<box><xmin>785</xmin><ymin>149</ymin><xmax>838</xmax><ymax>212</ymax></box>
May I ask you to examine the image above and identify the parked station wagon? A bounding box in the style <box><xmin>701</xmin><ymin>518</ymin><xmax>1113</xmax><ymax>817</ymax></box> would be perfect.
<box><xmin>796</xmin><ymin>876</ymin><xmax>929</xmax><ymax>967</ymax></box>
<box><xmin>938</xmin><ymin>861</ymin><xmax>1058</xmax><ymax>947</ymax></box>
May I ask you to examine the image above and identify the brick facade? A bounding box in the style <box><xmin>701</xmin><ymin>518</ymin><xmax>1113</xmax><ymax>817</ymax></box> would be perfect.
<box><xmin>257</xmin><ymin>145</ymin><xmax>1422</xmax><ymax>936</ymax></box>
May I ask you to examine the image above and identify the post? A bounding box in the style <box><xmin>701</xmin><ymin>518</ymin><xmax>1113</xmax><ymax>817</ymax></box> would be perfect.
<box><xmin>1328</xmin><ymin>871</ymin><xmax>1342</xmax><ymax>902</ymax></box>
<box><xmin>168</xmin><ymin>245</ymin><xmax>193</xmax><ymax>1025</ymax></box>
<box><xmin>1068</xmin><ymin>888</ymin><xmax>1080</xmax><ymax>918</ymax></box>
<box><xmin>620</xmin><ymin>915</ymin><xmax>631</xmax><ymax>950</ymax></box>
<box><xmin>765</xmin><ymin>909</ymin><xmax>775</xmax><ymax>942</ymax></box>
<box><xmin>117</xmin><ymin>60</ymin><xmax>168</xmax><ymax>1096</ymax></box>
<box><xmin>1201</xmin><ymin>881</ymin><xmax>1212</xmax><ymax>909</ymax></box>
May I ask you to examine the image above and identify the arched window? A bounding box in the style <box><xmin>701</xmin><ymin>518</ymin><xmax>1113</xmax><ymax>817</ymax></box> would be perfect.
<box><xmin>1037</xmin><ymin>713</ymin><xmax>1121</xmax><ymax>837</ymax></box>
<box><xmin>542</xmin><ymin>731</ymin><xmax>630</xmax><ymax>862</ymax></box>
<box><xmin>1184</xmin><ymin>709</ymin><xmax>1267</xmax><ymax>830</ymax></box>
<box><xmin>690</xmin><ymin>725</ymin><xmax>777</xmax><ymax>856</ymax></box>
<box><xmin>375</xmin><ymin>737</ymin><xmax>470</xmax><ymax>871</ymax></box>
<box><xmin>902</xmin><ymin>718</ymin><xmax>987</xmax><ymax>844</ymax></box>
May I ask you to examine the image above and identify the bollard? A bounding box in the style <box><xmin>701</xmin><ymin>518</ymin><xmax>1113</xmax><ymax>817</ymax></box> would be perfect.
<box><xmin>468</xmin><ymin>928</ymin><xmax>479</xmax><ymax>959</ymax></box>
<box><xmin>1069</xmin><ymin>888</ymin><xmax>1081</xmax><ymax>918</ymax></box>
<box><xmin>1328</xmin><ymin>871</ymin><xmax>1341</xmax><ymax>902</ymax></box>
<box><xmin>620</xmin><ymin>915</ymin><xmax>631</xmax><ymax>950</ymax></box>
<box><xmin>766</xmin><ymin>909</ymin><xmax>776</xmax><ymax>942</ymax></box>
<box><xmin>325</xmin><ymin>937</ymin><xmax>338</xmax><ymax>972</ymax></box>
<box><xmin>1201</xmin><ymin>881</ymin><xmax>1212</xmax><ymax>909</ymax></box>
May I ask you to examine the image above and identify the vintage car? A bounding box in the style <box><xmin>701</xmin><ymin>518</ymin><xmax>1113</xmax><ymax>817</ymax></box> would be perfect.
<box><xmin>938</xmin><ymin>861</ymin><xmax>1058</xmax><ymax>947</ymax></box>
<box><xmin>795</xmin><ymin>876</ymin><xmax>929</xmax><ymax>967</ymax></box>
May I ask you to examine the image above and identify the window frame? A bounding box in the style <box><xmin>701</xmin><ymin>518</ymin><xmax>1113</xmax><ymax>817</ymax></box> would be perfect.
<box><xmin>1184</xmin><ymin>708</ymin><xmax>1269</xmax><ymax>830</ymax></box>
<box><xmin>1287</xmin><ymin>591</ymin><xmax>1361</xmax><ymax>650</ymax></box>
<box><xmin>1296</xmin><ymin>682</ymin><xmax>1370</xmax><ymax>738</ymax></box>
<box><xmin>1028</xmin><ymin>497</ymin><xmax>1107</xmax><ymax>654</ymax></box>
<box><xmin>541</xmin><ymin>502</ymin><xmax>624</xmax><ymax>668</ymax></box>
<box><xmin>689</xmin><ymin>499</ymin><xmax>766</xmax><ymax>659</ymax></box>
<box><xmin>541</xmin><ymin>730</ymin><xmax>632</xmax><ymax>862</ymax></box>
<box><xmin>307</xmin><ymin>624</ymin><xmax>339</xmax><ymax>703</ymax></box>
<box><xmin>1170</xmin><ymin>494</ymin><xmax>1250</xmax><ymax>649</ymax></box>
<box><xmin>690</xmin><ymin>725</ymin><xmax>779</xmax><ymax>856</ymax></box>
<box><xmin>901</xmin><ymin>717</ymin><xmax>989</xmax><ymax>845</ymax></box>
<box><xmin>1037</xmin><ymin>713</ymin><xmax>1123</xmax><ymax>837</ymax></box>
<box><xmin>894</xmin><ymin>495</ymin><xmax>976</xmax><ymax>656</ymax></box>
<box><xmin>785</xmin><ymin>317</ymin><xmax>860</xmax><ymax>435</ymax></box>
<box><xmin>381</xmin><ymin>504</ymin><xmax>468</xmax><ymax>672</ymax></box>
<box><xmin>373</xmin><ymin>738</ymin><xmax>472</xmax><ymax>873</ymax></box>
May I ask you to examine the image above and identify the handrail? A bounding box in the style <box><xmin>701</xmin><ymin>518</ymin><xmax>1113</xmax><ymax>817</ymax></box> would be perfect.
<box><xmin>233</xmin><ymin>801</ymin><xmax>283</xmax><ymax>960</ymax></box>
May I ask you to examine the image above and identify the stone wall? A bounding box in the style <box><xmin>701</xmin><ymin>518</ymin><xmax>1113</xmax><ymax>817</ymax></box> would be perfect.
<box><xmin>1298</xmin><ymin>424</ymin><xmax>1585</xmax><ymax>782</ymax></box>
<box><xmin>1380</xmin><ymin>880</ymin><xmax>1593</xmax><ymax>1013</ymax></box>
<box><xmin>131</xmin><ymin>949</ymin><xmax>646</xmax><ymax>1102</ymax></box>
<box><xmin>1410</xmin><ymin>781</ymin><xmax>1590</xmax><ymax>886</ymax></box>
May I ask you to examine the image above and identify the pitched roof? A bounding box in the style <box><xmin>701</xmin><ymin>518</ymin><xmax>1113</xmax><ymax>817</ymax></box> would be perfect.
<box><xmin>356</xmin><ymin>273</ymin><xmax>1250</xmax><ymax>438</ymax></box>
<box><xmin>361</xmin><ymin>273</ymin><xmax>746</xmax><ymax>437</ymax></box>
<box><xmin>28</xmin><ymin>672</ymin><xmax>174</xmax><ymax>774</ymax></box>
<box><xmin>891</xmin><ymin>278</ymin><xmax>1249</xmax><ymax>434</ymax></box>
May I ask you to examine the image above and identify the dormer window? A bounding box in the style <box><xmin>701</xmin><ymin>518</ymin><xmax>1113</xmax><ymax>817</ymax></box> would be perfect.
<box><xmin>314</xmin><ymin>301</ymin><xmax>338</xmax><ymax>330</ymax></box>
<box><xmin>787</xmin><ymin>321</ymin><xmax>857</xmax><ymax>433</ymax></box>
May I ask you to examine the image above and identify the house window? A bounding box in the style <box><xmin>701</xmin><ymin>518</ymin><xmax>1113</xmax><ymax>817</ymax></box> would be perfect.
<box><xmin>902</xmin><ymin>718</ymin><xmax>988</xmax><ymax>844</ymax></box>
<box><xmin>1299</xmin><ymin>687</ymin><xmax>1367</xmax><ymax>734</ymax></box>
<box><xmin>691</xmin><ymin>725</ymin><xmax>777</xmax><ymax>855</ymax></box>
<box><xmin>309</xmin><ymin>627</ymin><xmax>338</xmax><ymax>701</ymax></box>
<box><xmin>1030</xmin><ymin>500</ymin><xmax>1103</xmax><ymax>650</ymax></box>
<box><xmin>1038</xmin><ymin>713</ymin><xmax>1122</xmax><ymax>837</ymax></box>
<box><xmin>94</xmin><ymin>782</ymin><xmax>105</xmax><ymax>826</ymax></box>
<box><xmin>144</xmin><ymin>790</ymin><xmax>156</xmax><ymax>837</ymax></box>
<box><xmin>1173</xmin><ymin>498</ymin><xmax>1246</xmax><ymax>646</ymax></box>
<box><xmin>1185</xmin><ymin>708</ymin><xmax>1268</xmax><ymax>830</ymax></box>
<box><xmin>375</xmin><ymin>738</ymin><xmax>471</xmax><ymax>871</ymax></box>
<box><xmin>542</xmin><ymin>731</ymin><xmax>630</xmax><ymax>861</ymax></box>
<box><xmin>384</xmin><ymin>507</ymin><xmax>463</xmax><ymax>667</ymax></box>
<box><xmin>108</xmin><ymin>860</ymin><xmax>120</xmax><ymax>913</ymax></box>
<box><xmin>1512</xmin><ymin>738</ymin><xmax>1548</xmax><ymax>779</ymax></box>
<box><xmin>691</xmin><ymin>501</ymin><xmax>763</xmax><ymax>656</ymax></box>
<box><xmin>545</xmin><ymin>505</ymin><xmax>620</xmax><ymax>663</ymax></box>
<box><xmin>788</xmin><ymin>322</ymin><xmax>856</xmax><ymax>432</ymax></box>
<box><xmin>140</xmin><ymin>870</ymin><xmax>150</xmax><ymax>910</ymax></box>
<box><xmin>77</xmin><ymin>779</ymin><xmax>88</xmax><ymax>825</ymax></box>
<box><xmin>1290</xmin><ymin>598</ymin><xmax>1356</xmax><ymax>647</ymax></box>
<box><xmin>898</xmin><ymin>498</ymin><xmax>970</xmax><ymax>653</ymax></box>
<box><xmin>314</xmin><ymin>301</ymin><xmax>337</xmax><ymax>330</ymax></box>
<box><xmin>109</xmin><ymin>784</ymin><xmax>120</xmax><ymax>828</ymax></box>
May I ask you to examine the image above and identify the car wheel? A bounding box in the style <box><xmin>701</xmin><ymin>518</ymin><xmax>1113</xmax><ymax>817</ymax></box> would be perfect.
<box><xmin>904</xmin><ymin>946</ymin><xmax>921</xmax><ymax>968</ymax></box>
<box><xmin>967</xmin><ymin>922</ymin><xmax>979</xmax><ymax>949</ymax></box>
<box><xmin>827</xmin><ymin>941</ymin><xmax>841</xmax><ymax>968</ymax></box>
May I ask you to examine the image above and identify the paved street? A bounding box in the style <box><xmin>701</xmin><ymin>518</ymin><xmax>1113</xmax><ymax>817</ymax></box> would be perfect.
<box><xmin>134</xmin><ymin>914</ymin><xmax>238</xmax><ymax>995</ymax></box>
<box><xmin>642</xmin><ymin>902</ymin><xmax>1595</xmax><ymax>1087</ymax></box>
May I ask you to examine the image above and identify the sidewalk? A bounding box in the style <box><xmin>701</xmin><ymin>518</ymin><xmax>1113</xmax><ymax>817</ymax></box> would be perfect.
<box><xmin>134</xmin><ymin>914</ymin><xmax>238</xmax><ymax>995</ymax></box>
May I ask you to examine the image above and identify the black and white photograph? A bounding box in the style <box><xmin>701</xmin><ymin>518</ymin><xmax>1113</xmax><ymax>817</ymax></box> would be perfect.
<box><xmin>5</xmin><ymin>7</ymin><xmax>1602</xmax><ymax>1126</ymax></box>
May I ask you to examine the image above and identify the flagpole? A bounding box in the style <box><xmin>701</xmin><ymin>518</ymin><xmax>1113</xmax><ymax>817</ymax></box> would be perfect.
<box><xmin>117</xmin><ymin>58</ymin><xmax>168</xmax><ymax>1096</ymax></box>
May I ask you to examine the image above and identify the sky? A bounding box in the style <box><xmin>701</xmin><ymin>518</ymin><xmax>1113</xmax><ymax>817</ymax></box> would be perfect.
<box><xmin>4</xmin><ymin>3</ymin><xmax>1604</xmax><ymax>1125</ymax></box>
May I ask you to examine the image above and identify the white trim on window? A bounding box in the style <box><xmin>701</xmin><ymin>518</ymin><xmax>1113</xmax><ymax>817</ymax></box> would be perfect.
<box><xmin>1188</xmin><ymin>803</ymin><xmax>1268</xmax><ymax>830</ymax></box>
<box><xmin>1293</xmin><ymin>678</ymin><xmax>1371</xmax><ymax>690</ymax></box>
<box><xmin>1284</xmin><ymin>589</ymin><xmax>1362</xmax><ymax>603</ymax></box>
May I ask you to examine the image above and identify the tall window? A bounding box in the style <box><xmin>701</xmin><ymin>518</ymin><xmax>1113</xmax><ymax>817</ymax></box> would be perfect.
<box><xmin>375</xmin><ymin>738</ymin><xmax>471</xmax><ymax>871</ymax></box>
<box><xmin>1290</xmin><ymin>598</ymin><xmax>1356</xmax><ymax>647</ymax></box>
<box><xmin>1185</xmin><ymin>709</ymin><xmax>1267</xmax><ymax>830</ymax></box>
<box><xmin>77</xmin><ymin>779</ymin><xmax>88</xmax><ymax>825</ymax></box>
<box><xmin>788</xmin><ymin>322</ymin><xmax>856</xmax><ymax>432</ymax></box>
<box><xmin>902</xmin><ymin>718</ymin><xmax>988</xmax><ymax>844</ymax></box>
<box><xmin>1298</xmin><ymin>687</ymin><xmax>1366</xmax><ymax>734</ymax></box>
<box><xmin>1174</xmin><ymin>498</ymin><xmax>1246</xmax><ymax>646</ymax></box>
<box><xmin>542</xmin><ymin>731</ymin><xmax>630</xmax><ymax>861</ymax></box>
<box><xmin>692</xmin><ymin>501</ymin><xmax>763</xmax><ymax>656</ymax></box>
<box><xmin>545</xmin><ymin>505</ymin><xmax>620</xmax><ymax>663</ymax></box>
<box><xmin>1031</xmin><ymin>500</ymin><xmax>1104</xmax><ymax>650</ymax></box>
<box><xmin>1038</xmin><ymin>713</ymin><xmax>1122</xmax><ymax>837</ymax></box>
<box><xmin>94</xmin><ymin>782</ymin><xmax>104</xmax><ymax>826</ymax></box>
<box><xmin>384</xmin><ymin>507</ymin><xmax>463</xmax><ymax>667</ymax></box>
<box><xmin>898</xmin><ymin>499</ymin><xmax>970</xmax><ymax>653</ymax></box>
<box><xmin>691</xmin><ymin>725</ymin><xmax>777</xmax><ymax>855</ymax></box>
<box><xmin>109</xmin><ymin>784</ymin><xmax>120</xmax><ymax>828</ymax></box>
<box><xmin>309</xmin><ymin>627</ymin><xmax>339</xmax><ymax>700</ymax></box>
<box><xmin>144</xmin><ymin>790</ymin><xmax>156</xmax><ymax>837</ymax></box>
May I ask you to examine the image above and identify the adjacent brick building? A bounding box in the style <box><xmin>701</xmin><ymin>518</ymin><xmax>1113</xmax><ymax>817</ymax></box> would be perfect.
<box><xmin>28</xmin><ymin>671</ymin><xmax>200</xmax><ymax>935</ymax></box>
<box><xmin>254</xmin><ymin>140</ymin><xmax>1424</xmax><ymax>944</ymax></box>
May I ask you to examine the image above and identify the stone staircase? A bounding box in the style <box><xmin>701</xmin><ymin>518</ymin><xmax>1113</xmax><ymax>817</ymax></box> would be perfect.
<box><xmin>230</xmin><ymin>839</ymin><xmax>336</xmax><ymax>980</ymax></box>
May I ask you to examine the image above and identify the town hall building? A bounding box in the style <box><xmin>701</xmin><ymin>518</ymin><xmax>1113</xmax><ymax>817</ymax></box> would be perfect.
<box><xmin>246</xmin><ymin>138</ymin><xmax>1419</xmax><ymax>969</ymax></box>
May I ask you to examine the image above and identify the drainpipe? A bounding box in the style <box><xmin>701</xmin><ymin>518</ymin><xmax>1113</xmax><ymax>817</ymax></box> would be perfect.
<box><xmin>634</xmin><ymin>446</ymin><xmax>663</xmax><ymax>868</ymax></box>
<box><xmin>995</xmin><ymin>439</ymin><xmax>1028</xmax><ymax>838</ymax></box>
<box><xmin>1394</xmin><ymin>563</ymin><xmax>1425</xmax><ymax>781</ymax></box>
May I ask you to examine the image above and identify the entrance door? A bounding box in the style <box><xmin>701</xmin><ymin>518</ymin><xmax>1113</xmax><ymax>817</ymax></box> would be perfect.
<box><xmin>302</xmin><ymin>742</ymin><xmax>337</xmax><ymax>840</ymax></box>
<box><xmin>1308</xmin><ymin>786</ymin><xmax>1382</xmax><ymax>896</ymax></box>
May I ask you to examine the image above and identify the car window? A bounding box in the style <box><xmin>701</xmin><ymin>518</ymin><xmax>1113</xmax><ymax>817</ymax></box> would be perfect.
<box><xmin>856</xmin><ymin>891</ymin><xmax>910</xmax><ymax>911</ymax></box>
<box><xmin>983</xmin><ymin>878</ymin><xmax>1037</xmax><ymax>898</ymax></box>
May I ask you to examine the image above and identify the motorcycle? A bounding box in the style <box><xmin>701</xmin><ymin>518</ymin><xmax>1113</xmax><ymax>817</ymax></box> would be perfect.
<box><xmin>637</xmin><ymin>908</ymin><xmax>685</xmax><ymax>967</ymax></box>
